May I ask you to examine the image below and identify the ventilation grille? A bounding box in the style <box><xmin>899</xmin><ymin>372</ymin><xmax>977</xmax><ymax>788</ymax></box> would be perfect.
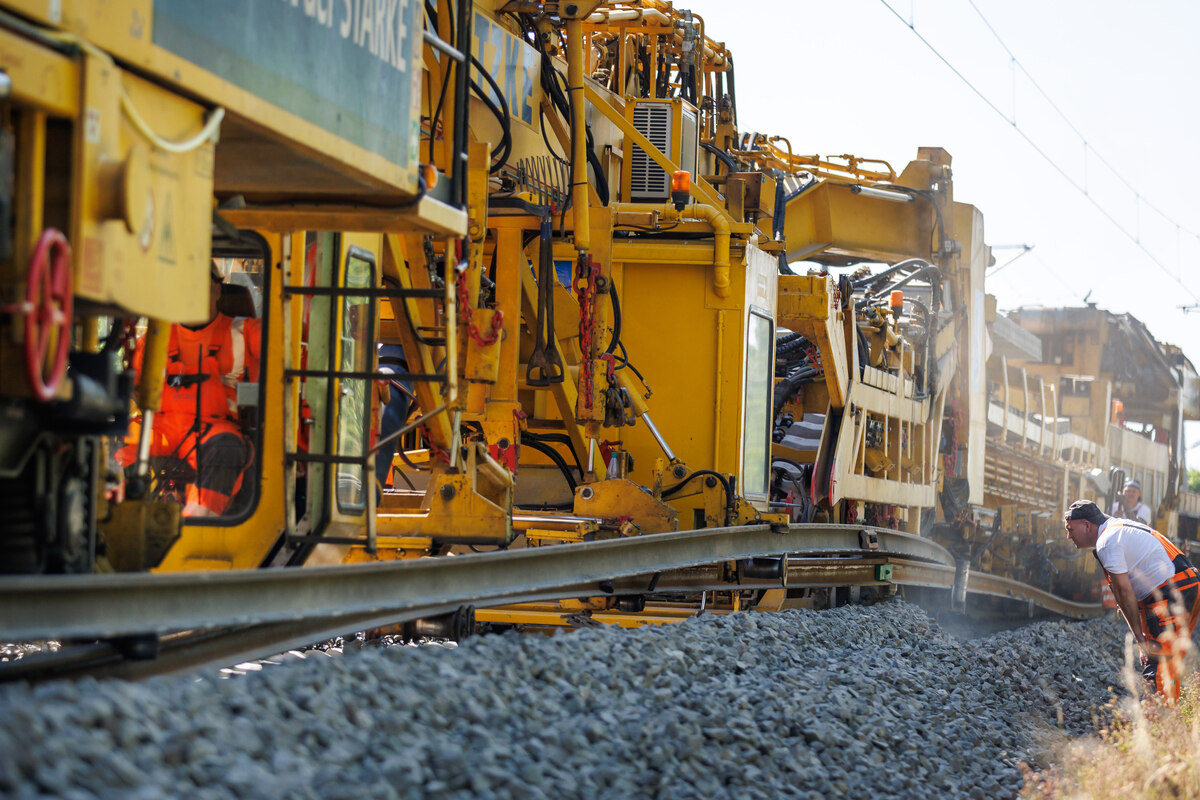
<box><xmin>630</xmin><ymin>103</ymin><xmax>672</xmax><ymax>201</ymax></box>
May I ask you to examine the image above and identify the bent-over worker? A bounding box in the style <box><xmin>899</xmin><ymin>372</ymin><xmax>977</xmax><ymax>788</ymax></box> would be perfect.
<box><xmin>1064</xmin><ymin>499</ymin><xmax>1200</xmax><ymax>701</ymax></box>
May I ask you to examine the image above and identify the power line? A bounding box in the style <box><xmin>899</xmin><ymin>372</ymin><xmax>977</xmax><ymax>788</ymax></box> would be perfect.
<box><xmin>988</xmin><ymin>243</ymin><xmax>1034</xmax><ymax>276</ymax></box>
<box><xmin>967</xmin><ymin>0</ymin><xmax>1197</xmax><ymax>241</ymax></box>
<box><xmin>993</xmin><ymin>251</ymin><xmax>1088</xmax><ymax>309</ymax></box>
<box><xmin>878</xmin><ymin>0</ymin><xmax>1200</xmax><ymax>305</ymax></box>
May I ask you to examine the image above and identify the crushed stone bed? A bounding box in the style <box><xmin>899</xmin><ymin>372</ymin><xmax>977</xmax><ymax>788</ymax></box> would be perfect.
<box><xmin>0</xmin><ymin>601</ymin><xmax>1141</xmax><ymax>799</ymax></box>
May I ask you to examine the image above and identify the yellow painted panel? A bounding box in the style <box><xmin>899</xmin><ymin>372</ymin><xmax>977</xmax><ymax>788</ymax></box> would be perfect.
<box><xmin>0</xmin><ymin>24</ymin><xmax>79</xmax><ymax>117</ymax></box>
<box><xmin>74</xmin><ymin>61</ymin><xmax>213</xmax><ymax>320</ymax></box>
<box><xmin>781</xmin><ymin>182</ymin><xmax>932</xmax><ymax>263</ymax></box>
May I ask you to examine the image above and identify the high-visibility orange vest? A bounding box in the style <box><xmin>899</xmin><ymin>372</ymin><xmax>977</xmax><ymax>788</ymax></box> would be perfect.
<box><xmin>157</xmin><ymin>315</ymin><xmax>248</xmax><ymax>422</ymax></box>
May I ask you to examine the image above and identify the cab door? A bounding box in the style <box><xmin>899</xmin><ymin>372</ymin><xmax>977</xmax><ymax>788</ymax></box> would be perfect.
<box><xmin>286</xmin><ymin>232</ymin><xmax>381</xmax><ymax>562</ymax></box>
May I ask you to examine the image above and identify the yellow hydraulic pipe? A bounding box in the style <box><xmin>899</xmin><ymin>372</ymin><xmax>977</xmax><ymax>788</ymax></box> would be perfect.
<box><xmin>681</xmin><ymin>202</ymin><xmax>731</xmax><ymax>297</ymax></box>
<box><xmin>611</xmin><ymin>201</ymin><xmax>731</xmax><ymax>297</ymax></box>
<box><xmin>566</xmin><ymin>18</ymin><xmax>591</xmax><ymax>253</ymax></box>
<box><xmin>82</xmin><ymin>318</ymin><xmax>100</xmax><ymax>352</ymax></box>
<box><xmin>136</xmin><ymin>318</ymin><xmax>171</xmax><ymax>412</ymax></box>
<box><xmin>134</xmin><ymin>317</ymin><xmax>171</xmax><ymax>476</ymax></box>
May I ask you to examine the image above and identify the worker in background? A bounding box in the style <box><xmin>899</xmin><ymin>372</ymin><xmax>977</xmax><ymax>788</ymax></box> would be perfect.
<box><xmin>1111</xmin><ymin>478</ymin><xmax>1153</xmax><ymax>525</ymax></box>
<box><xmin>374</xmin><ymin>343</ymin><xmax>414</xmax><ymax>489</ymax></box>
<box><xmin>1063</xmin><ymin>499</ymin><xmax>1200</xmax><ymax>701</ymax></box>
<box><xmin>117</xmin><ymin>262</ymin><xmax>260</xmax><ymax>516</ymax></box>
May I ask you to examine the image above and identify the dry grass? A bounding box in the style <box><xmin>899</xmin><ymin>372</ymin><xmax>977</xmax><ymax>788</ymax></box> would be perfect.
<box><xmin>1023</xmin><ymin>636</ymin><xmax>1200</xmax><ymax>799</ymax></box>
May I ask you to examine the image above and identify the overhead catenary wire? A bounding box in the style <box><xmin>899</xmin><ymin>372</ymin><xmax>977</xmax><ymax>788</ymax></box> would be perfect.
<box><xmin>965</xmin><ymin>0</ymin><xmax>1198</xmax><ymax>243</ymax></box>
<box><xmin>878</xmin><ymin>0</ymin><xmax>1200</xmax><ymax>306</ymax></box>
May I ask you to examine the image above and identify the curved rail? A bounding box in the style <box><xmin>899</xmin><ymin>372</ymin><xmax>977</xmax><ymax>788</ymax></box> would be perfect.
<box><xmin>892</xmin><ymin>562</ymin><xmax>1104</xmax><ymax>619</ymax></box>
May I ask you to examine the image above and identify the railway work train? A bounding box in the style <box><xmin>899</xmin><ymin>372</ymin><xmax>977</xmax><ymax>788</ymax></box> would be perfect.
<box><xmin>1</xmin><ymin>0</ymin><xmax>1199</xmax><ymax>660</ymax></box>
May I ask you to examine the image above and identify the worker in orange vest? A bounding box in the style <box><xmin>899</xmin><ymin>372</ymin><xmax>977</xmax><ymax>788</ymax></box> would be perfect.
<box><xmin>118</xmin><ymin>263</ymin><xmax>260</xmax><ymax>516</ymax></box>
<box><xmin>1064</xmin><ymin>499</ymin><xmax>1200</xmax><ymax>701</ymax></box>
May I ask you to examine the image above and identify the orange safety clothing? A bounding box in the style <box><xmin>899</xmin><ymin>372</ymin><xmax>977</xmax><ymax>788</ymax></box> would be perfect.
<box><xmin>118</xmin><ymin>314</ymin><xmax>260</xmax><ymax>515</ymax></box>
<box><xmin>1099</xmin><ymin>524</ymin><xmax>1200</xmax><ymax>702</ymax></box>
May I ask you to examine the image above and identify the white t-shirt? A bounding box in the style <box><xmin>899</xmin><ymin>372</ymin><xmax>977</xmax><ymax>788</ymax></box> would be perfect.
<box><xmin>1110</xmin><ymin>500</ymin><xmax>1152</xmax><ymax>525</ymax></box>
<box><xmin>1094</xmin><ymin>518</ymin><xmax>1174</xmax><ymax>600</ymax></box>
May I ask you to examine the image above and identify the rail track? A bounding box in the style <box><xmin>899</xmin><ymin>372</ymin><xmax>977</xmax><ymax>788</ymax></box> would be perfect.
<box><xmin>0</xmin><ymin>523</ymin><xmax>1102</xmax><ymax>683</ymax></box>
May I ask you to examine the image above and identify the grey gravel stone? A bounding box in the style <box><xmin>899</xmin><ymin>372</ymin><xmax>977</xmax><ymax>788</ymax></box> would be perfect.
<box><xmin>0</xmin><ymin>600</ymin><xmax>1170</xmax><ymax>799</ymax></box>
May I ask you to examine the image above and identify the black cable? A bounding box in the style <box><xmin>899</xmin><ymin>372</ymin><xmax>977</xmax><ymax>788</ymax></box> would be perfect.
<box><xmin>529</xmin><ymin>23</ymin><xmax>609</xmax><ymax>206</ymax></box>
<box><xmin>398</xmin><ymin>446</ymin><xmax>430</xmax><ymax>472</ymax></box>
<box><xmin>775</xmin><ymin>333</ymin><xmax>810</xmax><ymax>356</ymax></box>
<box><xmin>515</xmin><ymin>501</ymin><xmax>576</xmax><ymax>511</ymax></box>
<box><xmin>522</xmin><ymin>430</ymin><xmax>584</xmax><ymax>474</ymax></box>
<box><xmin>725</xmin><ymin>57</ymin><xmax>738</xmax><ymax>130</ymax></box>
<box><xmin>700</xmin><ymin>141</ymin><xmax>737</xmax><ymax>173</ymax></box>
<box><xmin>662</xmin><ymin>470</ymin><xmax>733</xmax><ymax>519</ymax></box>
<box><xmin>520</xmin><ymin>435</ymin><xmax>578</xmax><ymax>492</ymax></box>
<box><xmin>448</xmin><ymin>0</ymin><xmax>472</xmax><ymax>208</ymax></box>
<box><xmin>424</xmin><ymin>2</ymin><xmax>455</xmax><ymax>165</ymax></box>
<box><xmin>856</xmin><ymin>326</ymin><xmax>870</xmax><ymax>376</ymax></box>
<box><xmin>389</xmin><ymin>465</ymin><xmax>416</xmax><ymax>491</ymax></box>
<box><xmin>508</xmin><ymin>12</ymin><xmax>570</xmax><ymax>167</ymax></box>
<box><xmin>583</xmin><ymin>121</ymin><xmax>609</xmax><ymax>206</ymax></box>
<box><xmin>614</xmin><ymin>223</ymin><xmax>681</xmax><ymax>234</ymax></box>
<box><xmin>604</xmin><ymin>286</ymin><xmax>621</xmax><ymax>355</ymax></box>
<box><xmin>424</xmin><ymin>0</ymin><xmax>451</xmax><ymax>38</ymax></box>
<box><xmin>537</xmin><ymin>104</ymin><xmax>570</xmax><ymax>165</ymax></box>
<box><xmin>468</xmin><ymin>54</ymin><xmax>512</xmax><ymax>171</ymax></box>
<box><xmin>715</xmin><ymin>66</ymin><xmax>724</xmax><ymax>117</ymax></box>
<box><xmin>771</xmin><ymin>460</ymin><xmax>813</xmax><ymax>523</ymax></box>
<box><xmin>428</xmin><ymin>69</ymin><xmax>453</xmax><ymax>165</ymax></box>
<box><xmin>851</xmin><ymin>259</ymin><xmax>922</xmax><ymax>290</ymax></box>
<box><xmin>772</xmin><ymin>367</ymin><xmax>819</xmax><ymax>416</ymax></box>
<box><xmin>612</xmin><ymin>340</ymin><xmax>648</xmax><ymax>386</ymax></box>
<box><xmin>655</xmin><ymin>42</ymin><xmax>668</xmax><ymax>97</ymax></box>
<box><xmin>856</xmin><ymin>263</ymin><xmax>944</xmax><ymax>314</ymax></box>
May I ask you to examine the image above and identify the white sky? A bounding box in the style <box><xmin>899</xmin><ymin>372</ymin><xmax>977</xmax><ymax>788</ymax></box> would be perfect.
<box><xmin>700</xmin><ymin>0</ymin><xmax>1200</xmax><ymax>456</ymax></box>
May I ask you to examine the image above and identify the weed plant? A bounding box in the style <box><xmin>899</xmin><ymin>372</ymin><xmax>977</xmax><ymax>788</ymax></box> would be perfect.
<box><xmin>1023</xmin><ymin>630</ymin><xmax>1200</xmax><ymax>799</ymax></box>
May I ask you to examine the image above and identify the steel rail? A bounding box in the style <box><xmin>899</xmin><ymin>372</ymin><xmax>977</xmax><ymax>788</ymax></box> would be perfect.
<box><xmin>0</xmin><ymin>527</ymin><xmax>1105</xmax><ymax>682</ymax></box>
<box><xmin>0</xmin><ymin>558</ymin><xmax>906</xmax><ymax>684</ymax></box>
<box><xmin>891</xmin><ymin>562</ymin><xmax>1105</xmax><ymax>619</ymax></box>
<box><xmin>0</xmin><ymin>524</ymin><xmax>950</xmax><ymax>642</ymax></box>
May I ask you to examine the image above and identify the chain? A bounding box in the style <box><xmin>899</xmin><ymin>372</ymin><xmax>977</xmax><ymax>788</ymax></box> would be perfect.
<box><xmin>455</xmin><ymin>269</ymin><xmax>504</xmax><ymax>348</ymax></box>
<box><xmin>576</xmin><ymin>255</ymin><xmax>600</xmax><ymax>409</ymax></box>
<box><xmin>421</xmin><ymin>425</ymin><xmax>451</xmax><ymax>465</ymax></box>
<box><xmin>116</xmin><ymin>318</ymin><xmax>139</xmax><ymax>371</ymax></box>
<box><xmin>599</xmin><ymin>352</ymin><xmax>618</xmax><ymax>382</ymax></box>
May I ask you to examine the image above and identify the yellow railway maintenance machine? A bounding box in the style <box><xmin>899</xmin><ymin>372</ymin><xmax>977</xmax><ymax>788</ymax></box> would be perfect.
<box><xmin>3</xmin><ymin>0</ymin><xmax>1198</xmax><ymax>636</ymax></box>
<box><xmin>0</xmin><ymin>0</ymin><xmax>466</xmax><ymax>575</ymax></box>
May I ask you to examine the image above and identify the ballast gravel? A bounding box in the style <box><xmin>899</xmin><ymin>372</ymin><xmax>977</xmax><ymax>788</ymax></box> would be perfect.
<box><xmin>0</xmin><ymin>601</ymin><xmax>1155</xmax><ymax>799</ymax></box>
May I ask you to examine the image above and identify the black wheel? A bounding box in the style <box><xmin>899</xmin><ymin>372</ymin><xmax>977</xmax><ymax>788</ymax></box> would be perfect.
<box><xmin>0</xmin><ymin>435</ymin><xmax>97</xmax><ymax>574</ymax></box>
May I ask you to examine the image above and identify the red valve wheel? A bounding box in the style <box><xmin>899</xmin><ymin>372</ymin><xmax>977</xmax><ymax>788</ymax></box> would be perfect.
<box><xmin>24</xmin><ymin>228</ymin><xmax>73</xmax><ymax>402</ymax></box>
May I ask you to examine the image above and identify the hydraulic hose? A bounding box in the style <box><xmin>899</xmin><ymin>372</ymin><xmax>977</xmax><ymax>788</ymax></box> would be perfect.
<box><xmin>662</xmin><ymin>469</ymin><xmax>734</xmax><ymax>521</ymax></box>
<box><xmin>700</xmin><ymin>141</ymin><xmax>737</xmax><ymax>173</ymax></box>
<box><xmin>520</xmin><ymin>434</ymin><xmax>578</xmax><ymax>492</ymax></box>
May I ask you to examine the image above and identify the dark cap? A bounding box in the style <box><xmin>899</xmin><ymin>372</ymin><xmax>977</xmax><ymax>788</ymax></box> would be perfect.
<box><xmin>1124</xmin><ymin>478</ymin><xmax>1141</xmax><ymax>492</ymax></box>
<box><xmin>1064</xmin><ymin>499</ymin><xmax>1107</xmax><ymax>524</ymax></box>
